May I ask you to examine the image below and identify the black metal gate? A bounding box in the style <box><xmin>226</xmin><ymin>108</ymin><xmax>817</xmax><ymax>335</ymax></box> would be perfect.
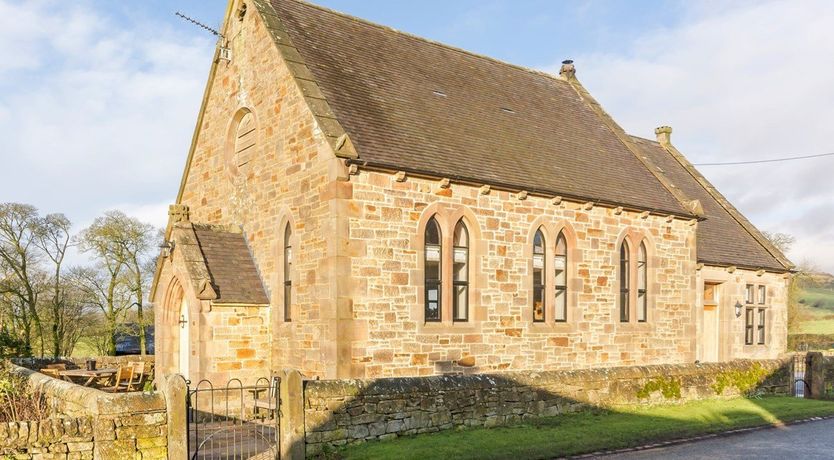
<box><xmin>794</xmin><ymin>353</ymin><xmax>809</xmax><ymax>398</ymax></box>
<box><xmin>187</xmin><ymin>377</ymin><xmax>280</xmax><ymax>459</ymax></box>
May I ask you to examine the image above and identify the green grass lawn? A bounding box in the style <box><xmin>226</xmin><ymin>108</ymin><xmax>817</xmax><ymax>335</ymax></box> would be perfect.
<box><xmin>337</xmin><ymin>397</ymin><xmax>834</xmax><ymax>460</ymax></box>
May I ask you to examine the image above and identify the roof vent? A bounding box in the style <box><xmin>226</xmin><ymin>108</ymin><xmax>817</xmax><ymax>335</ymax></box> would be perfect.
<box><xmin>655</xmin><ymin>126</ymin><xmax>673</xmax><ymax>146</ymax></box>
<box><xmin>559</xmin><ymin>59</ymin><xmax>576</xmax><ymax>80</ymax></box>
<box><xmin>501</xmin><ymin>107</ymin><xmax>515</xmax><ymax>114</ymax></box>
<box><xmin>432</xmin><ymin>90</ymin><xmax>447</xmax><ymax>97</ymax></box>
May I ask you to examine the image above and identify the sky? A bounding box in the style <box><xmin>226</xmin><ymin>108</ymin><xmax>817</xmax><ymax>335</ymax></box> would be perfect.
<box><xmin>1</xmin><ymin>0</ymin><xmax>832</xmax><ymax>273</ymax></box>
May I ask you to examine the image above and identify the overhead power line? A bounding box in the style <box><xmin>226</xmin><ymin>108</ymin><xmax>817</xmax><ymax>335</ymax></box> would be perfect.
<box><xmin>693</xmin><ymin>151</ymin><xmax>834</xmax><ymax>166</ymax></box>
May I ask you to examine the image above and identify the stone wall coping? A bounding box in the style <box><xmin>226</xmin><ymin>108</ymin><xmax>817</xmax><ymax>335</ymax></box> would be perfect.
<box><xmin>10</xmin><ymin>363</ymin><xmax>165</xmax><ymax>416</ymax></box>
<box><xmin>304</xmin><ymin>359</ymin><xmax>789</xmax><ymax>398</ymax></box>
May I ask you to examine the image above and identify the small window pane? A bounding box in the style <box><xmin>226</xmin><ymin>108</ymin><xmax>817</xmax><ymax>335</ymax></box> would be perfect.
<box><xmin>533</xmin><ymin>287</ymin><xmax>545</xmax><ymax>322</ymax></box>
<box><xmin>745</xmin><ymin>284</ymin><xmax>755</xmax><ymax>304</ymax></box>
<box><xmin>757</xmin><ymin>308</ymin><xmax>766</xmax><ymax>344</ymax></box>
<box><xmin>637</xmin><ymin>292</ymin><xmax>647</xmax><ymax>322</ymax></box>
<box><xmin>745</xmin><ymin>308</ymin><xmax>754</xmax><ymax>345</ymax></box>
<box><xmin>454</xmin><ymin>285</ymin><xmax>468</xmax><ymax>321</ymax></box>
<box><xmin>426</xmin><ymin>285</ymin><xmax>440</xmax><ymax>321</ymax></box>
<box><xmin>453</xmin><ymin>222</ymin><xmax>469</xmax><ymax>246</ymax></box>
<box><xmin>758</xmin><ymin>286</ymin><xmax>766</xmax><ymax>305</ymax></box>
<box><xmin>555</xmin><ymin>288</ymin><xmax>566</xmax><ymax>322</ymax></box>
<box><xmin>533</xmin><ymin>266</ymin><xmax>544</xmax><ymax>286</ymax></box>
<box><xmin>426</xmin><ymin>219</ymin><xmax>441</xmax><ymax>245</ymax></box>
<box><xmin>426</xmin><ymin>260</ymin><xmax>440</xmax><ymax>280</ymax></box>
<box><xmin>534</xmin><ymin>230</ymin><xmax>545</xmax><ymax>255</ymax></box>
<box><xmin>554</xmin><ymin>256</ymin><xmax>567</xmax><ymax>285</ymax></box>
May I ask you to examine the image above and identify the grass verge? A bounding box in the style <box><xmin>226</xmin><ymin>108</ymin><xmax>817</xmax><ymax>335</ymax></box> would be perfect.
<box><xmin>337</xmin><ymin>397</ymin><xmax>834</xmax><ymax>460</ymax></box>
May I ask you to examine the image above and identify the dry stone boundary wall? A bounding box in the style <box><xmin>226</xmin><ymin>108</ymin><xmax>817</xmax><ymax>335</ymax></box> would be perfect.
<box><xmin>303</xmin><ymin>359</ymin><xmax>792</xmax><ymax>456</ymax></box>
<box><xmin>4</xmin><ymin>364</ymin><xmax>168</xmax><ymax>460</ymax></box>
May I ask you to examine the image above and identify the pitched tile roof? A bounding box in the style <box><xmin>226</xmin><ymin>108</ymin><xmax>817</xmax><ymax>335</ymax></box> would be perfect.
<box><xmin>193</xmin><ymin>227</ymin><xmax>269</xmax><ymax>304</ymax></box>
<box><xmin>264</xmin><ymin>0</ymin><xmax>691</xmax><ymax>216</ymax></box>
<box><xmin>631</xmin><ymin>136</ymin><xmax>791</xmax><ymax>271</ymax></box>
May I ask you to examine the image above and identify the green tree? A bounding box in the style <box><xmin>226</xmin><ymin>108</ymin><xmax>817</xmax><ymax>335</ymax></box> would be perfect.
<box><xmin>34</xmin><ymin>213</ymin><xmax>74</xmax><ymax>357</ymax></box>
<box><xmin>77</xmin><ymin>211</ymin><xmax>156</xmax><ymax>355</ymax></box>
<box><xmin>0</xmin><ymin>203</ymin><xmax>45</xmax><ymax>356</ymax></box>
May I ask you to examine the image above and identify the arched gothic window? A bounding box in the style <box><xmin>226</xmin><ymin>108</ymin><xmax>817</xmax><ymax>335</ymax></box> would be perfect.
<box><xmin>637</xmin><ymin>241</ymin><xmax>648</xmax><ymax>322</ymax></box>
<box><xmin>283</xmin><ymin>224</ymin><xmax>293</xmax><ymax>322</ymax></box>
<box><xmin>619</xmin><ymin>239</ymin><xmax>630</xmax><ymax>322</ymax></box>
<box><xmin>532</xmin><ymin>229</ymin><xmax>546</xmax><ymax>322</ymax></box>
<box><xmin>554</xmin><ymin>231</ymin><xmax>568</xmax><ymax>322</ymax></box>
<box><xmin>452</xmin><ymin>220</ymin><xmax>469</xmax><ymax>322</ymax></box>
<box><xmin>424</xmin><ymin>217</ymin><xmax>442</xmax><ymax>322</ymax></box>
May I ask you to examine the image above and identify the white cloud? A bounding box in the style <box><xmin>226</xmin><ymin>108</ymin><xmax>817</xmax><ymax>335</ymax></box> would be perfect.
<box><xmin>0</xmin><ymin>0</ymin><xmax>213</xmax><ymax>236</ymax></box>
<box><xmin>565</xmin><ymin>0</ymin><xmax>834</xmax><ymax>273</ymax></box>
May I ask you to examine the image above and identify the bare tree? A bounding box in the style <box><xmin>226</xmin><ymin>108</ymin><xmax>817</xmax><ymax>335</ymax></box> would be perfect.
<box><xmin>0</xmin><ymin>203</ymin><xmax>46</xmax><ymax>356</ymax></box>
<box><xmin>119</xmin><ymin>217</ymin><xmax>156</xmax><ymax>355</ymax></box>
<box><xmin>77</xmin><ymin>211</ymin><xmax>156</xmax><ymax>355</ymax></box>
<box><xmin>762</xmin><ymin>231</ymin><xmax>796</xmax><ymax>255</ymax></box>
<box><xmin>34</xmin><ymin>213</ymin><xmax>74</xmax><ymax>358</ymax></box>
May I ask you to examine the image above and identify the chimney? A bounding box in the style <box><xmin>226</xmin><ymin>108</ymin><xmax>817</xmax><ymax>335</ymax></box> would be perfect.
<box><xmin>655</xmin><ymin>126</ymin><xmax>673</xmax><ymax>146</ymax></box>
<box><xmin>559</xmin><ymin>59</ymin><xmax>576</xmax><ymax>80</ymax></box>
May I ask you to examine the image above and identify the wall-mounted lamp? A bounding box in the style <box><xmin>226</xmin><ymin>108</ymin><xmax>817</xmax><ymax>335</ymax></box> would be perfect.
<box><xmin>159</xmin><ymin>240</ymin><xmax>174</xmax><ymax>258</ymax></box>
<box><xmin>734</xmin><ymin>301</ymin><xmax>743</xmax><ymax>318</ymax></box>
<box><xmin>179</xmin><ymin>314</ymin><xmax>188</xmax><ymax>329</ymax></box>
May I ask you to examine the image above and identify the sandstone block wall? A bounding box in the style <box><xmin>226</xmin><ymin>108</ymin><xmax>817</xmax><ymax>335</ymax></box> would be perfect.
<box><xmin>0</xmin><ymin>414</ymin><xmax>167</xmax><ymax>460</ymax></box>
<box><xmin>347</xmin><ymin>169</ymin><xmax>699</xmax><ymax>377</ymax></box>
<box><xmin>303</xmin><ymin>359</ymin><xmax>792</xmax><ymax>455</ymax></box>
<box><xmin>7</xmin><ymin>365</ymin><xmax>168</xmax><ymax>459</ymax></box>
<box><xmin>696</xmin><ymin>267</ymin><xmax>788</xmax><ymax>361</ymax></box>
<box><xmin>198</xmin><ymin>305</ymin><xmax>270</xmax><ymax>385</ymax></box>
<box><xmin>154</xmin><ymin>0</ymin><xmax>351</xmax><ymax>381</ymax></box>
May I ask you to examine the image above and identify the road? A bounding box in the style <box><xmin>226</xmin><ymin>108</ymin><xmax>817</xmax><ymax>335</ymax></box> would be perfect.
<box><xmin>610</xmin><ymin>418</ymin><xmax>834</xmax><ymax>459</ymax></box>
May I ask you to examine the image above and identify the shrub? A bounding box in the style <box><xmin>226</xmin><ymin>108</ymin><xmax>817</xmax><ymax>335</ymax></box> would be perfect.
<box><xmin>0</xmin><ymin>362</ymin><xmax>48</xmax><ymax>422</ymax></box>
<box><xmin>0</xmin><ymin>330</ymin><xmax>28</xmax><ymax>359</ymax></box>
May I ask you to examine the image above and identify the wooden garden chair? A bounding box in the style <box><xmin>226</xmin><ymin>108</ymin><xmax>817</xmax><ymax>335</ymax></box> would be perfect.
<box><xmin>127</xmin><ymin>361</ymin><xmax>146</xmax><ymax>390</ymax></box>
<box><xmin>41</xmin><ymin>363</ymin><xmax>66</xmax><ymax>379</ymax></box>
<box><xmin>103</xmin><ymin>366</ymin><xmax>134</xmax><ymax>393</ymax></box>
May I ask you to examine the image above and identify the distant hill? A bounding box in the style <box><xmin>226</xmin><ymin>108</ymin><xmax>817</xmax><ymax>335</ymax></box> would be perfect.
<box><xmin>794</xmin><ymin>271</ymin><xmax>834</xmax><ymax>334</ymax></box>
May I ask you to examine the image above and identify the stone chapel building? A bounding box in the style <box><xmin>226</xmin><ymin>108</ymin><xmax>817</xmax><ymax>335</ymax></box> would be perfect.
<box><xmin>151</xmin><ymin>0</ymin><xmax>794</xmax><ymax>384</ymax></box>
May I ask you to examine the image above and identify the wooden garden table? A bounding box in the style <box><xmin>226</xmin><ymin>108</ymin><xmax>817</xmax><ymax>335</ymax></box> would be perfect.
<box><xmin>58</xmin><ymin>368</ymin><xmax>118</xmax><ymax>387</ymax></box>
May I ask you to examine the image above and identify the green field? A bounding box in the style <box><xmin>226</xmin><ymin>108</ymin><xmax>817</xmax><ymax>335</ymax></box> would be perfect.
<box><xmin>795</xmin><ymin>284</ymin><xmax>834</xmax><ymax>334</ymax></box>
<box><xmin>337</xmin><ymin>397</ymin><xmax>834</xmax><ymax>460</ymax></box>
